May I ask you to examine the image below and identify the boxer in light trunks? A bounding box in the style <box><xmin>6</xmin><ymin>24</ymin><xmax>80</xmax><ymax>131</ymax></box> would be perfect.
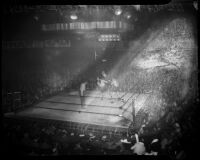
<box><xmin>110</xmin><ymin>78</ymin><xmax>119</xmax><ymax>99</ymax></box>
<box><xmin>97</xmin><ymin>77</ymin><xmax>107</xmax><ymax>100</ymax></box>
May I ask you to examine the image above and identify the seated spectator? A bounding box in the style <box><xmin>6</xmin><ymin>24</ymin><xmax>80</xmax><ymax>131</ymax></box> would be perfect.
<box><xmin>130</xmin><ymin>134</ymin><xmax>146</xmax><ymax>155</ymax></box>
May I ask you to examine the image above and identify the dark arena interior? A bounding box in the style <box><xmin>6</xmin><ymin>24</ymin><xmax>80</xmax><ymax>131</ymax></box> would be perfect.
<box><xmin>2</xmin><ymin>3</ymin><xmax>199</xmax><ymax>159</ymax></box>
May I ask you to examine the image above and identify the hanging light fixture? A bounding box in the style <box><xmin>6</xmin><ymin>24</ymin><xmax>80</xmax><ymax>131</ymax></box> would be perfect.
<box><xmin>70</xmin><ymin>13</ymin><xmax>78</xmax><ymax>20</ymax></box>
<box><xmin>124</xmin><ymin>12</ymin><xmax>131</xmax><ymax>19</ymax></box>
<box><xmin>70</xmin><ymin>6</ymin><xmax>78</xmax><ymax>20</ymax></box>
<box><xmin>126</xmin><ymin>14</ymin><xmax>131</xmax><ymax>19</ymax></box>
<box><xmin>114</xmin><ymin>6</ymin><xmax>122</xmax><ymax>15</ymax></box>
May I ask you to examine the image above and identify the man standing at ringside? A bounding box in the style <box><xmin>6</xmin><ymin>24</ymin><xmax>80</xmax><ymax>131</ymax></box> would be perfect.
<box><xmin>79</xmin><ymin>81</ymin><xmax>88</xmax><ymax>108</ymax></box>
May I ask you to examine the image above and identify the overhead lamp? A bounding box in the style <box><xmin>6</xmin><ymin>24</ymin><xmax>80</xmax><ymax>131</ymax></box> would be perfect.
<box><xmin>127</xmin><ymin>14</ymin><xmax>131</xmax><ymax>19</ymax></box>
<box><xmin>70</xmin><ymin>13</ymin><xmax>78</xmax><ymax>20</ymax></box>
<box><xmin>115</xmin><ymin>7</ymin><xmax>122</xmax><ymax>15</ymax></box>
<box><xmin>124</xmin><ymin>12</ymin><xmax>131</xmax><ymax>19</ymax></box>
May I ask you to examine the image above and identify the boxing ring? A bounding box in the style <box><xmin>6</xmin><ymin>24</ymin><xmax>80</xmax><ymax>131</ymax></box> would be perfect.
<box><xmin>4</xmin><ymin>90</ymin><xmax>150</xmax><ymax>135</ymax></box>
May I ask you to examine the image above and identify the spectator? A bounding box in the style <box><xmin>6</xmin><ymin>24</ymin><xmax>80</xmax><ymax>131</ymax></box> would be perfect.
<box><xmin>130</xmin><ymin>134</ymin><xmax>146</xmax><ymax>155</ymax></box>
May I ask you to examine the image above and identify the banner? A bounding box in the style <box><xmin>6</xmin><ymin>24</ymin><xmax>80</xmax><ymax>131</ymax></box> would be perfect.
<box><xmin>42</xmin><ymin>21</ymin><xmax>133</xmax><ymax>31</ymax></box>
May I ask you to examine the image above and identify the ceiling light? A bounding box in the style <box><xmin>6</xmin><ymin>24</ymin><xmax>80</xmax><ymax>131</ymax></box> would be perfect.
<box><xmin>124</xmin><ymin>12</ymin><xmax>131</xmax><ymax>19</ymax></box>
<box><xmin>127</xmin><ymin>14</ymin><xmax>131</xmax><ymax>19</ymax></box>
<box><xmin>115</xmin><ymin>7</ymin><xmax>122</xmax><ymax>15</ymax></box>
<box><xmin>70</xmin><ymin>13</ymin><xmax>78</xmax><ymax>20</ymax></box>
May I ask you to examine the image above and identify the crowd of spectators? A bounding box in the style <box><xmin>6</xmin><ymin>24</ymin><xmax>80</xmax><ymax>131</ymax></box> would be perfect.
<box><xmin>3</xmin><ymin>118</ymin><xmax>132</xmax><ymax>156</ymax></box>
<box><xmin>133</xmin><ymin>98</ymin><xmax>198</xmax><ymax>159</ymax></box>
